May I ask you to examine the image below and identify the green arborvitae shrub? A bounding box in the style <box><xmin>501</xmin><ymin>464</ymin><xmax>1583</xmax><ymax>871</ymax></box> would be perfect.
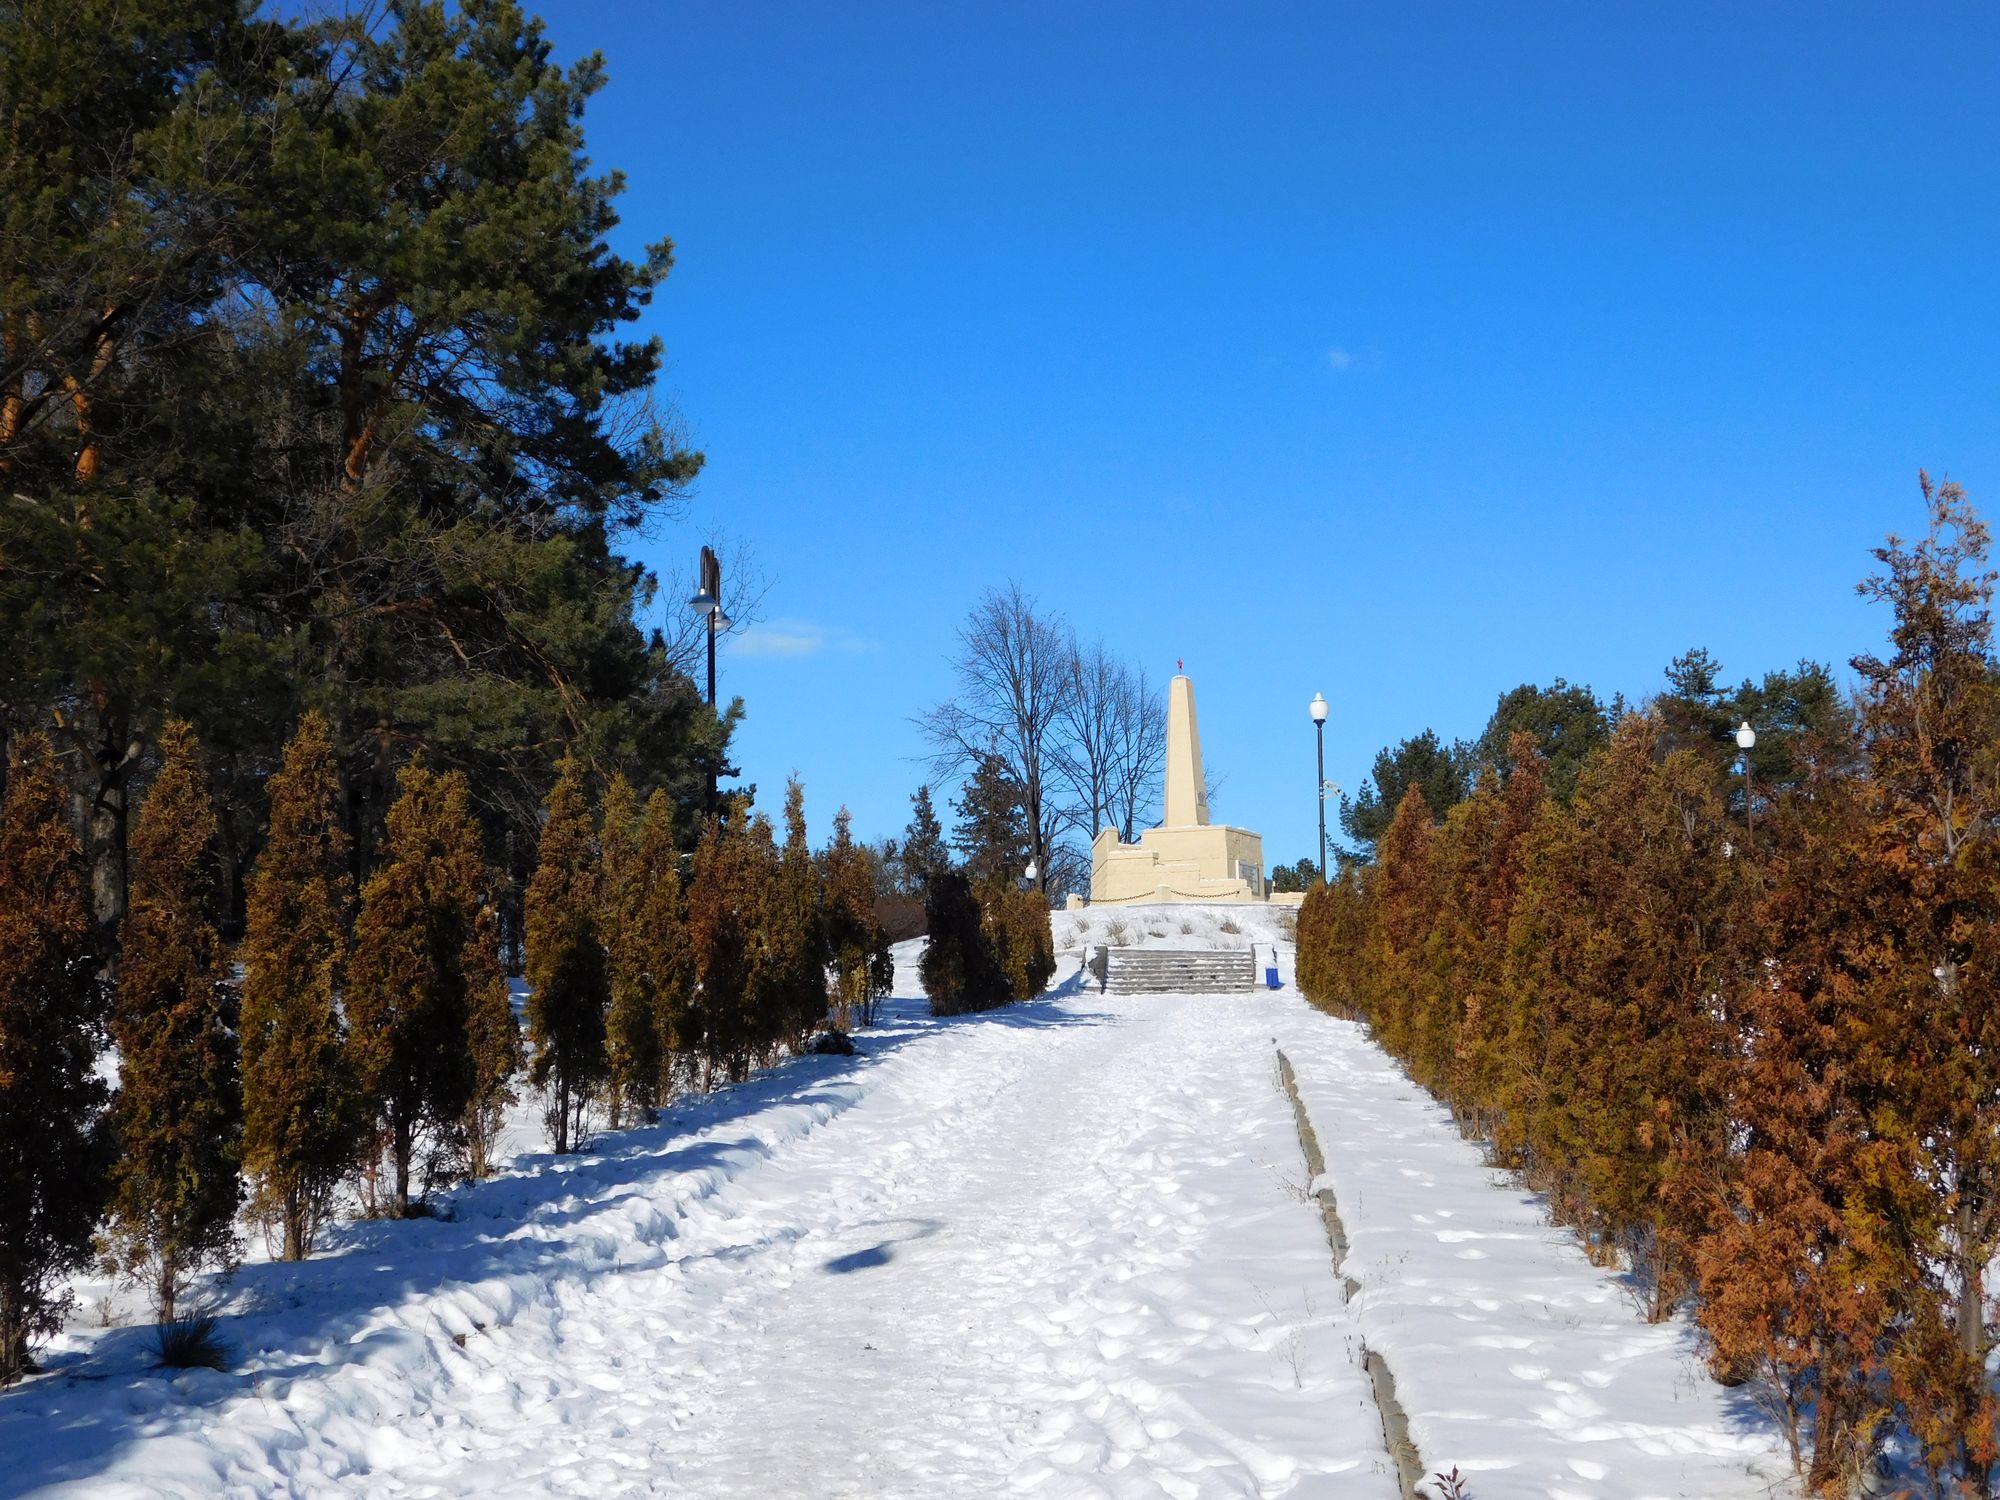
<box><xmin>983</xmin><ymin>877</ymin><xmax>1055</xmax><ymax>1002</ymax></box>
<box><xmin>239</xmin><ymin>712</ymin><xmax>361</xmax><ymax>1260</ymax></box>
<box><xmin>687</xmin><ymin>801</ymin><xmax>787</xmax><ymax>1085</ymax></box>
<box><xmin>774</xmin><ymin>777</ymin><xmax>828</xmax><ymax>1047</ymax></box>
<box><xmin>525</xmin><ymin>754</ymin><xmax>609</xmax><ymax>1152</ymax></box>
<box><xmin>0</xmin><ymin>732</ymin><xmax>108</xmax><ymax>1383</ymax></box>
<box><xmin>104</xmin><ymin>720</ymin><xmax>242</xmax><ymax>1322</ymax></box>
<box><xmin>824</xmin><ymin>806</ymin><xmax>891</xmax><ymax>1029</ymax></box>
<box><xmin>920</xmin><ymin>871</ymin><xmax>1008</xmax><ymax>1015</ymax></box>
<box><xmin>636</xmin><ymin>790</ymin><xmax>694</xmax><ymax>1101</ymax></box>
<box><xmin>460</xmin><ymin>884</ymin><xmax>519</xmax><ymax>1182</ymax></box>
<box><xmin>599</xmin><ymin>774</ymin><xmax>660</xmax><ymax>1127</ymax></box>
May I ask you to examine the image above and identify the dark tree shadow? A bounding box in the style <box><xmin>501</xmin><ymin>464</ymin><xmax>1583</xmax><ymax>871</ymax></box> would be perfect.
<box><xmin>822</xmin><ymin>1217</ymin><xmax>945</xmax><ymax>1274</ymax></box>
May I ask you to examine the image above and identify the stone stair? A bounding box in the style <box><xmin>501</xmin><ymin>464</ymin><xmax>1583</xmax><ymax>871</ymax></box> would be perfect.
<box><xmin>1102</xmin><ymin>947</ymin><xmax>1256</xmax><ymax>995</ymax></box>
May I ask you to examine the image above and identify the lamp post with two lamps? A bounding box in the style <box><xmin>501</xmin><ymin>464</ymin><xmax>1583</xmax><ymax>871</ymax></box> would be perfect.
<box><xmin>688</xmin><ymin>545</ymin><xmax>732</xmax><ymax>811</ymax></box>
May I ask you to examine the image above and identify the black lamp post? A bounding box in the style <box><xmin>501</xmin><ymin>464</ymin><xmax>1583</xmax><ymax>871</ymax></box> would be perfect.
<box><xmin>688</xmin><ymin>545</ymin><xmax>731</xmax><ymax>812</ymax></box>
<box><xmin>1310</xmin><ymin>692</ymin><xmax>1329</xmax><ymax>882</ymax></box>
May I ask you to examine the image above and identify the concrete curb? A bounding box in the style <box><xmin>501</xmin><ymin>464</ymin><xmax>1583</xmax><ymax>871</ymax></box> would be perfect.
<box><xmin>1276</xmin><ymin>1047</ymin><xmax>1426</xmax><ymax>1500</ymax></box>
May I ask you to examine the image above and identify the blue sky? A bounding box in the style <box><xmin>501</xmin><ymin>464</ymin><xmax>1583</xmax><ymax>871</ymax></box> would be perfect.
<box><xmin>537</xmin><ymin>1</ymin><xmax>2000</xmax><ymax>861</ymax></box>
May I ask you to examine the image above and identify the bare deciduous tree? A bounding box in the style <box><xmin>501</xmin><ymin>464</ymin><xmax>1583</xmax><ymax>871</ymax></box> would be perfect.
<box><xmin>917</xmin><ymin>584</ymin><xmax>1073</xmax><ymax>890</ymax></box>
<box><xmin>1054</xmin><ymin>639</ymin><xmax>1123</xmax><ymax>845</ymax></box>
<box><xmin>1108</xmin><ymin>666</ymin><xmax>1167</xmax><ymax>844</ymax></box>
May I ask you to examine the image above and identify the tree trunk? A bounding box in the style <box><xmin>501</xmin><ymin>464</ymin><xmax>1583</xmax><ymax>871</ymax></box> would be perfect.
<box><xmin>283</xmin><ymin>1188</ymin><xmax>305</xmax><ymax>1262</ymax></box>
<box><xmin>0</xmin><ymin>1281</ymin><xmax>25</xmax><ymax>1383</ymax></box>
<box><xmin>156</xmin><ymin>1252</ymin><xmax>177</xmax><ymax>1325</ymax></box>
<box><xmin>393</xmin><ymin>1114</ymin><xmax>413</xmax><ymax>1216</ymax></box>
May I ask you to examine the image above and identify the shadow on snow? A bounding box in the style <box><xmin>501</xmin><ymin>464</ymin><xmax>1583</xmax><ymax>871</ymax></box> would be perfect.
<box><xmin>0</xmin><ymin>979</ymin><xmax>1101</xmax><ymax>1494</ymax></box>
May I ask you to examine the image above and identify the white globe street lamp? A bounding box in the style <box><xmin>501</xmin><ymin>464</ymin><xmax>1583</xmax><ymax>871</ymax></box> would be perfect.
<box><xmin>1310</xmin><ymin>693</ymin><xmax>1330</xmax><ymax>883</ymax></box>
<box><xmin>1735</xmin><ymin>721</ymin><xmax>1756</xmax><ymax>837</ymax></box>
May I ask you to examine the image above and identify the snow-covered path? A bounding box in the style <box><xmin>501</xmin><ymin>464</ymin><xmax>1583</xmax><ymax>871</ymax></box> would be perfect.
<box><xmin>1272</xmin><ymin>1008</ymin><xmax>1794</xmax><ymax>1500</ymax></box>
<box><xmin>6</xmin><ymin>934</ymin><xmax>1801</xmax><ymax>1500</ymax></box>
<box><xmin>633</xmin><ymin>980</ymin><xmax>1392</xmax><ymax>1498</ymax></box>
<box><xmin>10</xmin><ymin>969</ymin><xmax>1396</xmax><ymax>1500</ymax></box>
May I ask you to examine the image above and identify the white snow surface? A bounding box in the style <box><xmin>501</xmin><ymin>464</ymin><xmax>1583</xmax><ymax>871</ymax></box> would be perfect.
<box><xmin>1265</xmin><ymin>963</ymin><xmax>1794</xmax><ymax>1500</ymax></box>
<box><xmin>1</xmin><ymin>934</ymin><xmax>1793</xmax><ymax>1499</ymax></box>
<box><xmin>1053</xmin><ymin>901</ymin><xmax>1296</xmax><ymax>954</ymax></box>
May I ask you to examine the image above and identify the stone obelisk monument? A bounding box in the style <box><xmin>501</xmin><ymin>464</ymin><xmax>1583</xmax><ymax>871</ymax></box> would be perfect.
<box><xmin>1088</xmin><ymin>670</ymin><xmax>1265</xmax><ymax>904</ymax></box>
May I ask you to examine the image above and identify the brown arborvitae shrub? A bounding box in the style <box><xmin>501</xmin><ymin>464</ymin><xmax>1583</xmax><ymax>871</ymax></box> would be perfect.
<box><xmin>1694</xmin><ymin>759</ymin><xmax>1898</xmax><ymax>1490</ymax></box>
<box><xmin>1296</xmin><ymin>863</ymin><xmax>1371</xmax><ymax>1020</ymax></box>
<box><xmin>0</xmin><ymin>732</ymin><xmax>108</xmax><ymax>1382</ymax></box>
<box><xmin>1416</xmin><ymin>784</ymin><xmax>1493</xmax><ymax>1101</ymax></box>
<box><xmin>1504</xmin><ymin>717</ymin><xmax>1731</xmax><ymax>1305</ymax></box>
<box><xmin>1849</xmin><ymin>474</ymin><xmax>2000</xmax><ymax>1491</ymax></box>
<box><xmin>524</xmin><ymin>754</ymin><xmax>609</xmax><ymax>1153</ymax></box>
<box><xmin>104</xmin><ymin>719</ymin><xmax>242</xmax><ymax>1322</ymax></box>
<box><xmin>239</xmin><ymin>711</ymin><xmax>361</xmax><ymax>1260</ymax></box>
<box><xmin>346</xmin><ymin>763</ymin><xmax>490</xmax><ymax>1214</ymax></box>
<box><xmin>1369</xmin><ymin>785</ymin><xmax>1436</xmax><ymax>1061</ymax></box>
<box><xmin>1448</xmin><ymin>737</ymin><xmax>1546</xmax><ymax>1133</ymax></box>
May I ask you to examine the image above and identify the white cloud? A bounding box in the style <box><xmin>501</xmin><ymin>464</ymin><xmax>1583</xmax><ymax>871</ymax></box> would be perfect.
<box><xmin>729</xmin><ymin>618</ymin><xmax>877</xmax><ymax>659</ymax></box>
<box><xmin>1326</xmin><ymin>348</ymin><xmax>1353</xmax><ymax>372</ymax></box>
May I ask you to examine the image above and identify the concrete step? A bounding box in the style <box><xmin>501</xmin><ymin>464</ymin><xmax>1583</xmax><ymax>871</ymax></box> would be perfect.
<box><xmin>1101</xmin><ymin>947</ymin><xmax>1256</xmax><ymax>995</ymax></box>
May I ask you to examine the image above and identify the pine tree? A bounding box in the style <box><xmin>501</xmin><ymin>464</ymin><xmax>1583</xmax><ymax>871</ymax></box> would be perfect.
<box><xmin>900</xmin><ymin>785</ymin><xmax>950</xmax><ymax>893</ymax></box>
<box><xmin>0</xmin><ymin>732</ymin><xmax>108</xmax><ymax>1383</ymax></box>
<box><xmin>104</xmin><ymin>720</ymin><xmax>241</xmax><ymax>1321</ymax></box>
<box><xmin>951</xmin><ymin>753</ymin><xmax>1029</xmax><ymax>881</ymax></box>
<box><xmin>525</xmin><ymin>754</ymin><xmax>610</xmax><ymax>1152</ymax></box>
<box><xmin>239</xmin><ymin>711</ymin><xmax>361</xmax><ymax>1261</ymax></box>
<box><xmin>346</xmin><ymin>763</ymin><xmax>492</xmax><ymax>1214</ymax></box>
<box><xmin>1340</xmin><ymin>729</ymin><xmax>1468</xmax><ymax>851</ymax></box>
<box><xmin>599</xmin><ymin>774</ymin><xmax>659</xmax><ymax>1128</ymax></box>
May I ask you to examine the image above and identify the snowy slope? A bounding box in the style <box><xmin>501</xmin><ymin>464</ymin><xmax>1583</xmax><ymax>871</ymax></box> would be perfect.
<box><xmin>1054</xmin><ymin>900</ymin><xmax>1296</xmax><ymax>955</ymax></box>
<box><xmin>1269</xmin><ymin>1005</ymin><xmax>1795</xmax><ymax>1500</ymax></box>
<box><xmin>3</xmin><ymin>943</ymin><xmax>1396</xmax><ymax>1500</ymax></box>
